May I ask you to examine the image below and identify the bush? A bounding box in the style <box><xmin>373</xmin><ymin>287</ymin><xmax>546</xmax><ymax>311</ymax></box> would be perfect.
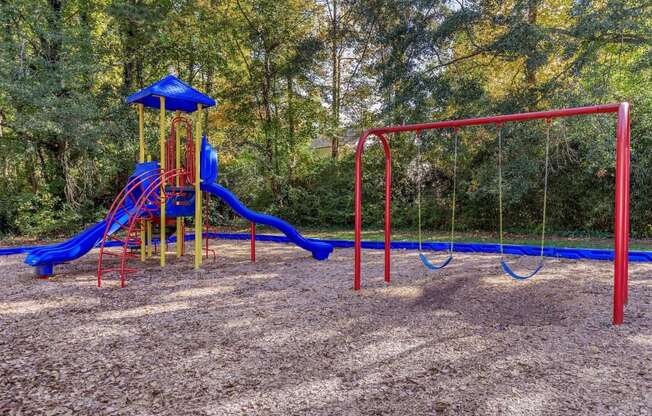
<box><xmin>13</xmin><ymin>191</ymin><xmax>83</xmax><ymax>237</ymax></box>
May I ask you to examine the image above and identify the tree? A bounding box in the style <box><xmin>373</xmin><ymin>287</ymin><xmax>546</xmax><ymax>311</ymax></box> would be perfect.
<box><xmin>213</xmin><ymin>0</ymin><xmax>325</xmax><ymax>200</ymax></box>
<box><xmin>321</xmin><ymin>0</ymin><xmax>376</xmax><ymax>158</ymax></box>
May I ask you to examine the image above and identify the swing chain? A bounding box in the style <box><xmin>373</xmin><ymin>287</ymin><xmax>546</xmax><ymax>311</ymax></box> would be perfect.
<box><xmin>540</xmin><ymin>118</ymin><xmax>551</xmax><ymax>260</ymax></box>
<box><xmin>449</xmin><ymin>128</ymin><xmax>459</xmax><ymax>255</ymax></box>
<box><xmin>497</xmin><ymin>119</ymin><xmax>551</xmax><ymax>265</ymax></box>
<box><xmin>416</xmin><ymin>129</ymin><xmax>458</xmax><ymax>257</ymax></box>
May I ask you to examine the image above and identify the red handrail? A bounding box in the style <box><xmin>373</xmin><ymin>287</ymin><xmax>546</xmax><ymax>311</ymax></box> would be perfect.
<box><xmin>97</xmin><ymin>168</ymin><xmax>169</xmax><ymax>287</ymax></box>
<box><xmin>115</xmin><ymin>169</ymin><xmax>186</xmax><ymax>287</ymax></box>
<box><xmin>98</xmin><ymin>168</ymin><xmax>161</xmax><ymax>255</ymax></box>
<box><xmin>353</xmin><ymin>103</ymin><xmax>631</xmax><ymax>325</ymax></box>
<box><xmin>98</xmin><ymin>169</ymin><xmax>186</xmax><ymax>287</ymax></box>
<box><xmin>166</xmin><ymin>116</ymin><xmax>195</xmax><ymax>185</ymax></box>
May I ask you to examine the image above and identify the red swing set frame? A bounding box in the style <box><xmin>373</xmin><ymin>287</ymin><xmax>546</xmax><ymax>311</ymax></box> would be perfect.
<box><xmin>353</xmin><ymin>103</ymin><xmax>631</xmax><ymax>325</ymax></box>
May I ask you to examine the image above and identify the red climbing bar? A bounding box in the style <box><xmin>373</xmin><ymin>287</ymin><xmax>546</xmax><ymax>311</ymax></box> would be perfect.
<box><xmin>250</xmin><ymin>222</ymin><xmax>256</xmax><ymax>262</ymax></box>
<box><xmin>625</xmin><ymin>110</ymin><xmax>631</xmax><ymax>304</ymax></box>
<box><xmin>353</xmin><ymin>103</ymin><xmax>631</xmax><ymax>325</ymax></box>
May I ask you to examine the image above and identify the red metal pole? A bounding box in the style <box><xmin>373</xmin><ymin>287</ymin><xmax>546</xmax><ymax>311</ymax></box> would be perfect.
<box><xmin>204</xmin><ymin>192</ymin><xmax>209</xmax><ymax>257</ymax></box>
<box><xmin>180</xmin><ymin>221</ymin><xmax>185</xmax><ymax>256</ymax></box>
<box><xmin>362</xmin><ymin>103</ymin><xmax>621</xmax><ymax>137</ymax></box>
<box><xmin>251</xmin><ymin>222</ymin><xmax>256</xmax><ymax>262</ymax></box>
<box><xmin>613</xmin><ymin>102</ymin><xmax>630</xmax><ymax>325</ymax></box>
<box><xmin>625</xmin><ymin>109</ymin><xmax>631</xmax><ymax>305</ymax></box>
<box><xmin>380</xmin><ymin>134</ymin><xmax>392</xmax><ymax>284</ymax></box>
<box><xmin>354</xmin><ymin>132</ymin><xmax>392</xmax><ymax>290</ymax></box>
<box><xmin>354</xmin><ymin>132</ymin><xmax>368</xmax><ymax>290</ymax></box>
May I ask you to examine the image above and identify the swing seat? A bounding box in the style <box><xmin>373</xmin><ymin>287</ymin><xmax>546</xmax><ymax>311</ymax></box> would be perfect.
<box><xmin>500</xmin><ymin>259</ymin><xmax>544</xmax><ymax>280</ymax></box>
<box><xmin>419</xmin><ymin>253</ymin><xmax>453</xmax><ymax>270</ymax></box>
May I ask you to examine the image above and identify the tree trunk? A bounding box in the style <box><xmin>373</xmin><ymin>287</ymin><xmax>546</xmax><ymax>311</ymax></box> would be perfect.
<box><xmin>262</xmin><ymin>53</ymin><xmax>278</xmax><ymax>195</ymax></box>
<box><xmin>330</xmin><ymin>0</ymin><xmax>340</xmax><ymax>159</ymax></box>
<box><xmin>39</xmin><ymin>0</ymin><xmax>68</xmax><ymax>199</ymax></box>
<box><xmin>287</xmin><ymin>76</ymin><xmax>295</xmax><ymax>182</ymax></box>
<box><xmin>204</xmin><ymin>67</ymin><xmax>213</xmax><ymax>134</ymax></box>
<box><xmin>46</xmin><ymin>0</ymin><xmax>62</xmax><ymax>70</ymax></box>
<box><xmin>121</xmin><ymin>0</ymin><xmax>140</xmax><ymax>92</ymax></box>
<box><xmin>29</xmin><ymin>149</ymin><xmax>41</xmax><ymax>193</ymax></box>
<box><xmin>525</xmin><ymin>1</ymin><xmax>538</xmax><ymax>88</ymax></box>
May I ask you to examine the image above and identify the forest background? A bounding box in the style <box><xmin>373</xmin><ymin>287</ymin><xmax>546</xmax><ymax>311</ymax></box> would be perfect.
<box><xmin>0</xmin><ymin>0</ymin><xmax>650</xmax><ymax>242</ymax></box>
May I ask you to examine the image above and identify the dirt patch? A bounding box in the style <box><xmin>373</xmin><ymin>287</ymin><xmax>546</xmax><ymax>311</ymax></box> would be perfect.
<box><xmin>0</xmin><ymin>240</ymin><xmax>651</xmax><ymax>415</ymax></box>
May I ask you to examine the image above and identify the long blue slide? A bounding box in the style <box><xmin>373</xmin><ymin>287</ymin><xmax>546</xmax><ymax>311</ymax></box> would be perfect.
<box><xmin>23</xmin><ymin>212</ymin><xmax>129</xmax><ymax>275</ymax></box>
<box><xmin>201</xmin><ymin>182</ymin><xmax>333</xmax><ymax>260</ymax></box>
<box><xmin>198</xmin><ymin>136</ymin><xmax>333</xmax><ymax>261</ymax></box>
<box><xmin>2</xmin><ymin>162</ymin><xmax>159</xmax><ymax>275</ymax></box>
<box><xmin>14</xmin><ymin>161</ymin><xmax>167</xmax><ymax>275</ymax></box>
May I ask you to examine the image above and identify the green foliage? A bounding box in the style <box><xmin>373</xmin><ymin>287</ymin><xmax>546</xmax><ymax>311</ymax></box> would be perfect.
<box><xmin>0</xmin><ymin>0</ymin><xmax>651</xmax><ymax>241</ymax></box>
<box><xmin>13</xmin><ymin>191</ymin><xmax>82</xmax><ymax>237</ymax></box>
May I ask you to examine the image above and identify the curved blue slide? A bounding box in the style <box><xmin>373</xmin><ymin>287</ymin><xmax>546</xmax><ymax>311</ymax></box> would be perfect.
<box><xmin>23</xmin><ymin>211</ymin><xmax>130</xmax><ymax>274</ymax></box>
<box><xmin>201</xmin><ymin>182</ymin><xmax>333</xmax><ymax>260</ymax></box>
<box><xmin>198</xmin><ymin>136</ymin><xmax>332</xmax><ymax>261</ymax></box>
<box><xmin>19</xmin><ymin>162</ymin><xmax>162</xmax><ymax>273</ymax></box>
<box><xmin>6</xmin><ymin>162</ymin><xmax>160</xmax><ymax>275</ymax></box>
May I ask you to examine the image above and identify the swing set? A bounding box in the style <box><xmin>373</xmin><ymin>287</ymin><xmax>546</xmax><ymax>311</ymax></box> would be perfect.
<box><xmin>353</xmin><ymin>103</ymin><xmax>631</xmax><ymax>325</ymax></box>
<box><xmin>415</xmin><ymin>122</ymin><xmax>551</xmax><ymax>279</ymax></box>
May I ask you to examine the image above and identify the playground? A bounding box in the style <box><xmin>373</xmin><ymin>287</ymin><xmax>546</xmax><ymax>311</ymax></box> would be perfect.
<box><xmin>1</xmin><ymin>239</ymin><xmax>651</xmax><ymax>415</ymax></box>
<box><xmin>2</xmin><ymin>0</ymin><xmax>652</xmax><ymax>409</ymax></box>
<box><xmin>0</xmin><ymin>75</ymin><xmax>650</xmax><ymax>415</ymax></box>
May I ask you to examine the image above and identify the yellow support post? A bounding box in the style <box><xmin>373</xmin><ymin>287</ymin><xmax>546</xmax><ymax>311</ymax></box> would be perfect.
<box><xmin>147</xmin><ymin>154</ymin><xmax>153</xmax><ymax>258</ymax></box>
<box><xmin>138</xmin><ymin>104</ymin><xmax>146</xmax><ymax>262</ymax></box>
<box><xmin>138</xmin><ymin>104</ymin><xmax>145</xmax><ymax>162</ymax></box>
<box><xmin>194</xmin><ymin>104</ymin><xmax>203</xmax><ymax>269</ymax></box>
<box><xmin>175</xmin><ymin>110</ymin><xmax>183</xmax><ymax>257</ymax></box>
<box><xmin>159</xmin><ymin>96</ymin><xmax>166</xmax><ymax>267</ymax></box>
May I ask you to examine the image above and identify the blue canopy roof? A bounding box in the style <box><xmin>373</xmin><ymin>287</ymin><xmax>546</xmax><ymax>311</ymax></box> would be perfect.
<box><xmin>126</xmin><ymin>75</ymin><xmax>216</xmax><ymax>113</ymax></box>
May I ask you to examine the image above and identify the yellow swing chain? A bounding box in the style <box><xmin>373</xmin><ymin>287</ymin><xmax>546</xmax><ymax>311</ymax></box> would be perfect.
<box><xmin>416</xmin><ymin>129</ymin><xmax>459</xmax><ymax>254</ymax></box>
<box><xmin>497</xmin><ymin>121</ymin><xmax>551</xmax><ymax>260</ymax></box>
<box><xmin>449</xmin><ymin>129</ymin><xmax>459</xmax><ymax>255</ymax></box>
<box><xmin>540</xmin><ymin>119</ymin><xmax>551</xmax><ymax>260</ymax></box>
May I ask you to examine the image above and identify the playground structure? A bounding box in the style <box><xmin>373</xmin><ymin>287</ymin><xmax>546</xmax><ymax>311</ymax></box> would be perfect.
<box><xmin>10</xmin><ymin>75</ymin><xmax>333</xmax><ymax>286</ymax></box>
<box><xmin>0</xmin><ymin>79</ymin><xmax>636</xmax><ymax>326</ymax></box>
<box><xmin>353</xmin><ymin>103</ymin><xmax>631</xmax><ymax>325</ymax></box>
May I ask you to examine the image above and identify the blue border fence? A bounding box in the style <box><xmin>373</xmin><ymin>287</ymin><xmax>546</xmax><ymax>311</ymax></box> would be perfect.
<box><xmin>205</xmin><ymin>232</ymin><xmax>652</xmax><ymax>262</ymax></box>
<box><xmin>3</xmin><ymin>232</ymin><xmax>652</xmax><ymax>262</ymax></box>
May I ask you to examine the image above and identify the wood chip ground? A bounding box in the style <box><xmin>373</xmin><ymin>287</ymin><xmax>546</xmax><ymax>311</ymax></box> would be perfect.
<box><xmin>1</xmin><ymin>240</ymin><xmax>651</xmax><ymax>415</ymax></box>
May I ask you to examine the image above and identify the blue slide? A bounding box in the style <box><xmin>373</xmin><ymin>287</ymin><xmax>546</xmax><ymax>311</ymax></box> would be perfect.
<box><xmin>201</xmin><ymin>182</ymin><xmax>333</xmax><ymax>260</ymax></box>
<box><xmin>199</xmin><ymin>136</ymin><xmax>333</xmax><ymax>261</ymax></box>
<box><xmin>23</xmin><ymin>210</ymin><xmax>130</xmax><ymax>275</ymax></box>
<box><xmin>12</xmin><ymin>162</ymin><xmax>161</xmax><ymax>275</ymax></box>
